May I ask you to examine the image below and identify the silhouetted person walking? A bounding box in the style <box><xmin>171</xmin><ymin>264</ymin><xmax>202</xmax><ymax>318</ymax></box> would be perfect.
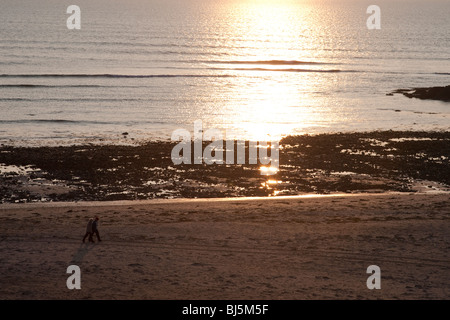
<box><xmin>92</xmin><ymin>217</ymin><xmax>101</xmax><ymax>242</ymax></box>
<box><xmin>82</xmin><ymin>218</ymin><xmax>95</xmax><ymax>243</ymax></box>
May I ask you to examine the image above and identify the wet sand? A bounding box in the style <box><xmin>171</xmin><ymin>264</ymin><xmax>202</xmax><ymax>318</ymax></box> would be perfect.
<box><xmin>0</xmin><ymin>192</ymin><xmax>448</xmax><ymax>300</ymax></box>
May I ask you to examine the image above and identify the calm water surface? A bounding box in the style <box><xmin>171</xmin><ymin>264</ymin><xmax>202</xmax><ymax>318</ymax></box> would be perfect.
<box><xmin>0</xmin><ymin>0</ymin><xmax>449</xmax><ymax>145</ymax></box>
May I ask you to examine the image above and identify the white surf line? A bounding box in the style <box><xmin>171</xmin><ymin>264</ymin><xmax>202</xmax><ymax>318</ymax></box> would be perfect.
<box><xmin>0</xmin><ymin>192</ymin><xmax>403</xmax><ymax>209</ymax></box>
<box><xmin>1</xmin><ymin>191</ymin><xmax>448</xmax><ymax>210</ymax></box>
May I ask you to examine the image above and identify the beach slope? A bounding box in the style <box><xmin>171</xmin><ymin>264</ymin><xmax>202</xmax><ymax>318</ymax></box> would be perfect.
<box><xmin>0</xmin><ymin>193</ymin><xmax>448</xmax><ymax>300</ymax></box>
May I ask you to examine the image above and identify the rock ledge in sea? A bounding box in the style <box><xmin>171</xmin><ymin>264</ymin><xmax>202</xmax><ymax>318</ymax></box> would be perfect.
<box><xmin>388</xmin><ymin>85</ymin><xmax>450</xmax><ymax>102</ymax></box>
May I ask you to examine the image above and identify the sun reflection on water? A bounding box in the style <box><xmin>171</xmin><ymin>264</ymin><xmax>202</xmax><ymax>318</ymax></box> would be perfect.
<box><xmin>260</xmin><ymin>166</ymin><xmax>279</xmax><ymax>175</ymax></box>
<box><xmin>204</xmin><ymin>0</ymin><xmax>339</xmax><ymax>142</ymax></box>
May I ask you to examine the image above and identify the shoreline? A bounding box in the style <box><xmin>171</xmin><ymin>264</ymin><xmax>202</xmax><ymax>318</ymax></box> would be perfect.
<box><xmin>0</xmin><ymin>191</ymin><xmax>424</xmax><ymax>209</ymax></box>
<box><xmin>2</xmin><ymin>128</ymin><xmax>450</xmax><ymax>149</ymax></box>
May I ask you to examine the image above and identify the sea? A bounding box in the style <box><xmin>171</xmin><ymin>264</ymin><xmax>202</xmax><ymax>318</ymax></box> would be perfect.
<box><xmin>0</xmin><ymin>0</ymin><xmax>449</xmax><ymax>146</ymax></box>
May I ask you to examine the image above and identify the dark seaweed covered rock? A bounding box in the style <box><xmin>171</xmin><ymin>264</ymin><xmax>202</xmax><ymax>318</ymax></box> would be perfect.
<box><xmin>1</xmin><ymin>131</ymin><xmax>450</xmax><ymax>203</ymax></box>
<box><xmin>389</xmin><ymin>85</ymin><xmax>450</xmax><ymax>102</ymax></box>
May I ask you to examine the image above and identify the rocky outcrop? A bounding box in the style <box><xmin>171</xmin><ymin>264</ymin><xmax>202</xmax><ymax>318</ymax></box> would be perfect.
<box><xmin>388</xmin><ymin>85</ymin><xmax>450</xmax><ymax>102</ymax></box>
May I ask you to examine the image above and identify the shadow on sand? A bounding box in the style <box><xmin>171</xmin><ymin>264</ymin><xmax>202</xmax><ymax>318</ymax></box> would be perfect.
<box><xmin>70</xmin><ymin>243</ymin><xmax>97</xmax><ymax>265</ymax></box>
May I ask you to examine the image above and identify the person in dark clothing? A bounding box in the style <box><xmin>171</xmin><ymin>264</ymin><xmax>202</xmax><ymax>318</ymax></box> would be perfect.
<box><xmin>92</xmin><ymin>217</ymin><xmax>101</xmax><ymax>242</ymax></box>
<box><xmin>82</xmin><ymin>218</ymin><xmax>95</xmax><ymax>243</ymax></box>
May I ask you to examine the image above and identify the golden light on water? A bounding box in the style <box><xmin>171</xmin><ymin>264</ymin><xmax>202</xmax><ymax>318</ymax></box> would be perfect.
<box><xmin>260</xmin><ymin>166</ymin><xmax>279</xmax><ymax>175</ymax></box>
<box><xmin>224</xmin><ymin>76</ymin><xmax>323</xmax><ymax>141</ymax></box>
<box><xmin>261</xmin><ymin>177</ymin><xmax>283</xmax><ymax>195</ymax></box>
<box><xmin>207</xmin><ymin>0</ymin><xmax>338</xmax><ymax>142</ymax></box>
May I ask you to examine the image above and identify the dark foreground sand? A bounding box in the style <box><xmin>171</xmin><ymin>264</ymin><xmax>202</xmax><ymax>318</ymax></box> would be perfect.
<box><xmin>0</xmin><ymin>192</ymin><xmax>448</xmax><ymax>300</ymax></box>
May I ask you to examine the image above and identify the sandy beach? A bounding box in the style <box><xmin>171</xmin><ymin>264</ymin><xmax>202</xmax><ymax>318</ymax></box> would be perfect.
<box><xmin>0</xmin><ymin>192</ymin><xmax>448</xmax><ymax>300</ymax></box>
